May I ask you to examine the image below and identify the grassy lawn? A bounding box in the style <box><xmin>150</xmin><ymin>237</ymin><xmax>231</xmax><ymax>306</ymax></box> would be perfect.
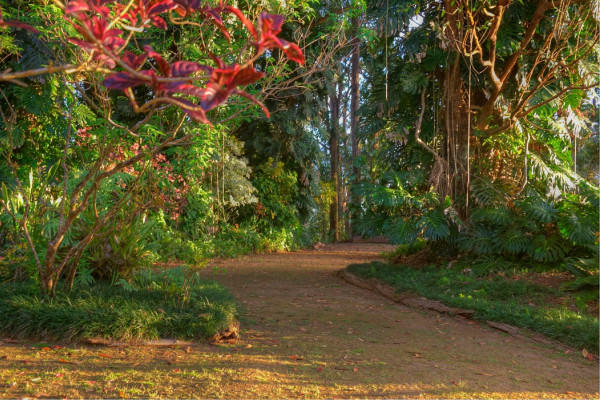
<box><xmin>346</xmin><ymin>261</ymin><xmax>599</xmax><ymax>353</ymax></box>
<box><xmin>0</xmin><ymin>275</ymin><xmax>238</xmax><ymax>342</ymax></box>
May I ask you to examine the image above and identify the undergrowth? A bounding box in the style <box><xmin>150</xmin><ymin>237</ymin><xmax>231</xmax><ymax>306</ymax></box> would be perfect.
<box><xmin>0</xmin><ymin>276</ymin><xmax>238</xmax><ymax>342</ymax></box>
<box><xmin>346</xmin><ymin>261</ymin><xmax>599</xmax><ymax>353</ymax></box>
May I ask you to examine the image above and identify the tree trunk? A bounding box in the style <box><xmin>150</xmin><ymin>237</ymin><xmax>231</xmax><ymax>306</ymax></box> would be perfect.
<box><xmin>329</xmin><ymin>92</ymin><xmax>340</xmax><ymax>242</ymax></box>
<box><xmin>349</xmin><ymin>16</ymin><xmax>361</xmax><ymax>238</ymax></box>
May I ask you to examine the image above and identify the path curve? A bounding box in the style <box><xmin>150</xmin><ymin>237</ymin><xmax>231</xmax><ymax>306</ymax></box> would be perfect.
<box><xmin>204</xmin><ymin>242</ymin><xmax>598</xmax><ymax>398</ymax></box>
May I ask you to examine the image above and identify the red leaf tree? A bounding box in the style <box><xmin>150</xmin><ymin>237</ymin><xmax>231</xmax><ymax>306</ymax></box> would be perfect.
<box><xmin>0</xmin><ymin>0</ymin><xmax>304</xmax><ymax>295</ymax></box>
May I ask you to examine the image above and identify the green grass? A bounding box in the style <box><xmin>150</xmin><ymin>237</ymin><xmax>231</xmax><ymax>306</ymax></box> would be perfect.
<box><xmin>346</xmin><ymin>261</ymin><xmax>599</xmax><ymax>353</ymax></box>
<box><xmin>0</xmin><ymin>279</ymin><xmax>238</xmax><ymax>342</ymax></box>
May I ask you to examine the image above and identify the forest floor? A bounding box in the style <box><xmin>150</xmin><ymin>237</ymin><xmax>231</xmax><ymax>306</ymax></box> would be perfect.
<box><xmin>0</xmin><ymin>242</ymin><xmax>598</xmax><ymax>399</ymax></box>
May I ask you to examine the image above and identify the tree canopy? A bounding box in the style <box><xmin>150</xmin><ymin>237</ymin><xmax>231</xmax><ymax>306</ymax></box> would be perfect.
<box><xmin>0</xmin><ymin>0</ymin><xmax>597</xmax><ymax>297</ymax></box>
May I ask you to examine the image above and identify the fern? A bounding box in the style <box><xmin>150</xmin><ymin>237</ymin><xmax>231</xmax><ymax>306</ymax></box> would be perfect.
<box><xmin>470</xmin><ymin>177</ymin><xmax>508</xmax><ymax>206</ymax></box>
<box><xmin>527</xmin><ymin>234</ymin><xmax>568</xmax><ymax>263</ymax></box>
<box><xmin>371</xmin><ymin>186</ymin><xmax>409</xmax><ymax>208</ymax></box>
<box><xmin>557</xmin><ymin>212</ymin><xmax>596</xmax><ymax>246</ymax></box>
<box><xmin>383</xmin><ymin>217</ymin><xmax>418</xmax><ymax>245</ymax></box>
<box><xmin>0</xmin><ymin>124</ymin><xmax>25</xmax><ymax>149</ymax></box>
<box><xmin>469</xmin><ymin>205</ymin><xmax>512</xmax><ymax>227</ymax></box>
<box><xmin>418</xmin><ymin>210</ymin><xmax>450</xmax><ymax>240</ymax></box>
<box><xmin>497</xmin><ymin>226</ymin><xmax>530</xmax><ymax>254</ymax></box>
<box><xmin>458</xmin><ymin>227</ymin><xmax>499</xmax><ymax>255</ymax></box>
<box><xmin>11</xmin><ymin>83</ymin><xmax>55</xmax><ymax>117</ymax></box>
<box><xmin>520</xmin><ymin>196</ymin><xmax>556</xmax><ymax>223</ymax></box>
<box><xmin>72</xmin><ymin>103</ymin><xmax>96</xmax><ymax>126</ymax></box>
<box><xmin>399</xmin><ymin>67</ymin><xmax>427</xmax><ymax>94</ymax></box>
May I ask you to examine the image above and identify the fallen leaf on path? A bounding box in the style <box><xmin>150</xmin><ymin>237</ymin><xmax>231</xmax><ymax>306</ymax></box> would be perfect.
<box><xmin>582</xmin><ymin>349</ymin><xmax>589</xmax><ymax>359</ymax></box>
<box><xmin>245</xmin><ymin>344</ymin><xmax>252</xmax><ymax>349</ymax></box>
<box><xmin>58</xmin><ymin>358</ymin><xmax>78</xmax><ymax>364</ymax></box>
<box><xmin>55</xmin><ymin>373</ymin><xmax>63</xmax><ymax>378</ymax></box>
<box><xmin>300</xmin><ymin>327</ymin><xmax>307</xmax><ymax>332</ymax></box>
<box><xmin>353</xmin><ymin>367</ymin><xmax>358</xmax><ymax>372</ymax></box>
<box><xmin>564</xmin><ymin>350</ymin><xmax>571</xmax><ymax>355</ymax></box>
<box><xmin>31</xmin><ymin>378</ymin><xmax>41</xmax><ymax>382</ymax></box>
<box><xmin>173</xmin><ymin>368</ymin><xmax>181</xmax><ymax>373</ymax></box>
<box><xmin>475</xmin><ymin>372</ymin><xmax>493</xmax><ymax>376</ymax></box>
<box><xmin>98</xmin><ymin>353</ymin><xmax>112</xmax><ymax>358</ymax></box>
<box><xmin>41</xmin><ymin>347</ymin><xmax>52</xmax><ymax>351</ymax></box>
<box><xmin>316</xmin><ymin>367</ymin><xmax>323</xmax><ymax>372</ymax></box>
<box><xmin>552</xmin><ymin>364</ymin><xmax>557</xmax><ymax>369</ymax></box>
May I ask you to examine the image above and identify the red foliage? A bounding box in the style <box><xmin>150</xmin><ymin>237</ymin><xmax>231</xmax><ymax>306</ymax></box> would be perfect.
<box><xmin>131</xmin><ymin>0</ymin><xmax>177</xmax><ymax>29</ymax></box>
<box><xmin>11</xmin><ymin>0</ymin><xmax>304</xmax><ymax>122</ymax></box>
<box><xmin>68</xmin><ymin>16</ymin><xmax>125</xmax><ymax>68</ymax></box>
<box><xmin>65</xmin><ymin>0</ymin><xmax>113</xmax><ymax>17</ymax></box>
<box><xmin>258</xmin><ymin>12</ymin><xmax>304</xmax><ymax>64</ymax></box>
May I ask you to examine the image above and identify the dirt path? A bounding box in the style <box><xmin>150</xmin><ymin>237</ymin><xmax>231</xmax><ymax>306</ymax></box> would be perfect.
<box><xmin>0</xmin><ymin>243</ymin><xmax>597</xmax><ymax>398</ymax></box>
<box><xmin>202</xmin><ymin>243</ymin><xmax>599</xmax><ymax>398</ymax></box>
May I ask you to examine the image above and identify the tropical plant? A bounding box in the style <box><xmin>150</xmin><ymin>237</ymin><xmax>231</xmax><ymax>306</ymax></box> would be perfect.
<box><xmin>0</xmin><ymin>0</ymin><xmax>304</xmax><ymax>295</ymax></box>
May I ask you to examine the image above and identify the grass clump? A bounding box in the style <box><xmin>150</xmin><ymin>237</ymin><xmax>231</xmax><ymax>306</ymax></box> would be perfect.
<box><xmin>382</xmin><ymin>238</ymin><xmax>428</xmax><ymax>260</ymax></box>
<box><xmin>0</xmin><ymin>270</ymin><xmax>238</xmax><ymax>342</ymax></box>
<box><xmin>346</xmin><ymin>261</ymin><xmax>599</xmax><ymax>353</ymax></box>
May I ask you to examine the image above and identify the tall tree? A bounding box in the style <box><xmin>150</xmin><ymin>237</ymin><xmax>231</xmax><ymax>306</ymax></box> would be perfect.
<box><xmin>328</xmin><ymin>82</ymin><xmax>341</xmax><ymax>242</ymax></box>
<box><xmin>349</xmin><ymin>14</ymin><xmax>361</xmax><ymax>238</ymax></box>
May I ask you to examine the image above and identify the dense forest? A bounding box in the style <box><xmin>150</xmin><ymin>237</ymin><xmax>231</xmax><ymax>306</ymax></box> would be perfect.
<box><xmin>0</xmin><ymin>0</ymin><xmax>598</xmax><ymax>397</ymax></box>
<box><xmin>1</xmin><ymin>0</ymin><xmax>597</xmax><ymax>293</ymax></box>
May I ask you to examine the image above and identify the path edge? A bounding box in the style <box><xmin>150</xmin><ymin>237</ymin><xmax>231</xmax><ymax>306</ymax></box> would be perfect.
<box><xmin>337</xmin><ymin>269</ymin><xmax>587</xmax><ymax>357</ymax></box>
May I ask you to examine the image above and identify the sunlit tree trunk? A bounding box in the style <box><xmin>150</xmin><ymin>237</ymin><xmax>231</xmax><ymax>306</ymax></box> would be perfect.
<box><xmin>329</xmin><ymin>92</ymin><xmax>340</xmax><ymax>242</ymax></box>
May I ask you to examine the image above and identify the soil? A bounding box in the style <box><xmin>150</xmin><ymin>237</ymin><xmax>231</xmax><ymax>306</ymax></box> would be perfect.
<box><xmin>0</xmin><ymin>243</ymin><xmax>598</xmax><ymax>399</ymax></box>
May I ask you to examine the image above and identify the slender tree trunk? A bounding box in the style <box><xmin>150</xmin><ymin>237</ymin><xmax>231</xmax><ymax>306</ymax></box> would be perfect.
<box><xmin>329</xmin><ymin>92</ymin><xmax>340</xmax><ymax>242</ymax></box>
<box><xmin>337</xmin><ymin>82</ymin><xmax>345</xmax><ymax>240</ymax></box>
<box><xmin>350</xmin><ymin>16</ymin><xmax>361</xmax><ymax>239</ymax></box>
